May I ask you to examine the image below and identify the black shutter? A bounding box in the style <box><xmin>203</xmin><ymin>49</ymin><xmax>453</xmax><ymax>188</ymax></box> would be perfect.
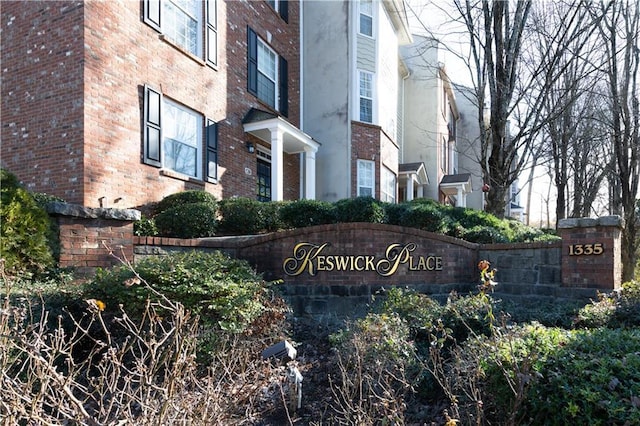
<box><xmin>144</xmin><ymin>0</ymin><xmax>161</xmax><ymax>31</ymax></box>
<box><xmin>279</xmin><ymin>56</ymin><xmax>288</xmax><ymax>117</ymax></box>
<box><xmin>279</xmin><ymin>0</ymin><xmax>289</xmax><ymax>23</ymax></box>
<box><xmin>206</xmin><ymin>119</ymin><xmax>219</xmax><ymax>182</ymax></box>
<box><xmin>247</xmin><ymin>27</ymin><xmax>258</xmax><ymax>96</ymax></box>
<box><xmin>143</xmin><ymin>85</ymin><xmax>162</xmax><ymax>167</ymax></box>
<box><xmin>206</xmin><ymin>0</ymin><xmax>217</xmax><ymax>67</ymax></box>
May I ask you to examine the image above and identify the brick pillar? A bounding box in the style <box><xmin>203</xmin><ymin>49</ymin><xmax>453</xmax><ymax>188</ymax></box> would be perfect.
<box><xmin>47</xmin><ymin>202</ymin><xmax>140</xmax><ymax>277</ymax></box>
<box><xmin>557</xmin><ymin>216</ymin><xmax>623</xmax><ymax>291</ymax></box>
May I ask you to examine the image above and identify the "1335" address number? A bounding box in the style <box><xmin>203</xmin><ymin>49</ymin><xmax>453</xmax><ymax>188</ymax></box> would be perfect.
<box><xmin>568</xmin><ymin>243</ymin><xmax>604</xmax><ymax>256</ymax></box>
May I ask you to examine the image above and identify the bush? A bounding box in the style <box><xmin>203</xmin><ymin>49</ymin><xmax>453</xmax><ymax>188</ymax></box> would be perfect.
<box><xmin>383</xmin><ymin>202</ymin><xmax>409</xmax><ymax>226</ymax></box>
<box><xmin>154</xmin><ymin>190</ymin><xmax>217</xmax><ymax>214</ymax></box>
<box><xmin>133</xmin><ymin>215</ymin><xmax>158</xmax><ymax>236</ymax></box>
<box><xmin>399</xmin><ymin>202</ymin><xmax>448</xmax><ymax>233</ymax></box>
<box><xmin>328</xmin><ymin>312</ymin><xmax>421</xmax><ymax>423</ymax></box>
<box><xmin>217</xmin><ymin>197</ymin><xmax>266</xmax><ymax>235</ymax></box>
<box><xmin>279</xmin><ymin>199</ymin><xmax>336</xmax><ymax>228</ymax></box>
<box><xmin>334</xmin><ymin>196</ymin><xmax>385</xmax><ymax>223</ymax></box>
<box><xmin>86</xmin><ymin>250</ymin><xmax>275</xmax><ymax>333</ymax></box>
<box><xmin>574</xmin><ymin>280</ymin><xmax>640</xmax><ymax>328</ymax></box>
<box><xmin>154</xmin><ymin>202</ymin><xmax>218</xmax><ymax>238</ymax></box>
<box><xmin>522</xmin><ymin>327</ymin><xmax>640</xmax><ymax>425</ymax></box>
<box><xmin>0</xmin><ymin>169</ymin><xmax>55</xmax><ymax>273</ymax></box>
<box><xmin>0</xmin><ymin>273</ymin><xmax>291</xmax><ymax>424</ymax></box>
<box><xmin>462</xmin><ymin>225</ymin><xmax>509</xmax><ymax>243</ymax></box>
<box><xmin>260</xmin><ymin>201</ymin><xmax>287</xmax><ymax>232</ymax></box>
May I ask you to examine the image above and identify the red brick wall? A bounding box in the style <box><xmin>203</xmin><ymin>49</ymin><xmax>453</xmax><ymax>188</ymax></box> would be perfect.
<box><xmin>135</xmin><ymin>223</ymin><xmax>478</xmax><ymax>286</ymax></box>
<box><xmin>1</xmin><ymin>1</ymin><xmax>86</xmax><ymax>203</ymax></box>
<box><xmin>558</xmin><ymin>217</ymin><xmax>623</xmax><ymax>290</ymax></box>
<box><xmin>351</xmin><ymin>122</ymin><xmax>399</xmax><ymax>200</ymax></box>
<box><xmin>2</xmin><ymin>0</ymin><xmax>302</xmax><ymax>208</ymax></box>
<box><xmin>58</xmin><ymin>217</ymin><xmax>134</xmax><ymax>276</ymax></box>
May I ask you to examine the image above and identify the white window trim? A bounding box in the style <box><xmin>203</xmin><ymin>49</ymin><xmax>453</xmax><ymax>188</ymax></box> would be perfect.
<box><xmin>257</xmin><ymin>37</ymin><xmax>279</xmax><ymax>109</ymax></box>
<box><xmin>358</xmin><ymin>70</ymin><xmax>374</xmax><ymax>123</ymax></box>
<box><xmin>163</xmin><ymin>98</ymin><xmax>203</xmax><ymax>179</ymax></box>
<box><xmin>358</xmin><ymin>0</ymin><xmax>374</xmax><ymax>38</ymax></box>
<box><xmin>163</xmin><ymin>0</ymin><xmax>203</xmax><ymax>57</ymax></box>
<box><xmin>381</xmin><ymin>166</ymin><xmax>396</xmax><ymax>203</ymax></box>
<box><xmin>357</xmin><ymin>159</ymin><xmax>375</xmax><ymax>197</ymax></box>
<box><xmin>145</xmin><ymin>0</ymin><xmax>217</xmax><ymax>65</ymax></box>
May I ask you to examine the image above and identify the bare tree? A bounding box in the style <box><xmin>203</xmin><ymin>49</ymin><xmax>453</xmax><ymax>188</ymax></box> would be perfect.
<box><xmin>592</xmin><ymin>0</ymin><xmax>640</xmax><ymax>281</ymax></box>
<box><xmin>450</xmin><ymin>0</ymin><xmax>598</xmax><ymax>217</ymax></box>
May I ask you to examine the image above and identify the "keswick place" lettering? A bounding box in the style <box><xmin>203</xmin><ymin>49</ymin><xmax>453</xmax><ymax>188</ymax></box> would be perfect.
<box><xmin>282</xmin><ymin>242</ymin><xmax>443</xmax><ymax>277</ymax></box>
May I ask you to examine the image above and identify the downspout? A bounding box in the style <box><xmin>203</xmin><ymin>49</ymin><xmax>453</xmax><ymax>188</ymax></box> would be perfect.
<box><xmin>299</xmin><ymin>0</ymin><xmax>305</xmax><ymax>198</ymax></box>
<box><xmin>347</xmin><ymin>0</ymin><xmax>355</xmax><ymax>198</ymax></box>
<box><xmin>400</xmin><ymin>66</ymin><xmax>411</xmax><ymax>164</ymax></box>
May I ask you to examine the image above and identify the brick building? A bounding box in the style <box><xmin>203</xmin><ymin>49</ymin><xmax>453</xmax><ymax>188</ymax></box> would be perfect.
<box><xmin>1</xmin><ymin>0</ymin><xmax>318</xmax><ymax>209</ymax></box>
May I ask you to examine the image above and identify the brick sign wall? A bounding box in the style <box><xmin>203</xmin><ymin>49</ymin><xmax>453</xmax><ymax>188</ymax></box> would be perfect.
<box><xmin>49</xmin><ymin>203</ymin><xmax>624</xmax><ymax>316</ymax></box>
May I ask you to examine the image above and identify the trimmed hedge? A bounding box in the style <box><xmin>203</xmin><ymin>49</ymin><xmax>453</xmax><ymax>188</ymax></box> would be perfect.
<box><xmin>334</xmin><ymin>196</ymin><xmax>385</xmax><ymax>223</ymax></box>
<box><xmin>141</xmin><ymin>190</ymin><xmax>557</xmax><ymax>244</ymax></box>
<box><xmin>154</xmin><ymin>202</ymin><xmax>218</xmax><ymax>238</ymax></box>
<box><xmin>279</xmin><ymin>199</ymin><xmax>336</xmax><ymax>228</ymax></box>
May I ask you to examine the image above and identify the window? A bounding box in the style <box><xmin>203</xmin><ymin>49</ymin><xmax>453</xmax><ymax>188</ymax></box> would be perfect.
<box><xmin>247</xmin><ymin>27</ymin><xmax>289</xmax><ymax>116</ymax></box>
<box><xmin>144</xmin><ymin>0</ymin><xmax>217</xmax><ymax>66</ymax></box>
<box><xmin>257</xmin><ymin>149</ymin><xmax>272</xmax><ymax>201</ymax></box>
<box><xmin>266</xmin><ymin>0</ymin><xmax>289</xmax><ymax>22</ymax></box>
<box><xmin>357</xmin><ymin>159</ymin><xmax>375</xmax><ymax>197</ymax></box>
<box><xmin>143</xmin><ymin>85</ymin><xmax>218</xmax><ymax>182</ymax></box>
<box><xmin>359</xmin><ymin>0</ymin><xmax>373</xmax><ymax>37</ymax></box>
<box><xmin>381</xmin><ymin>167</ymin><xmax>396</xmax><ymax>203</ymax></box>
<box><xmin>258</xmin><ymin>41</ymin><xmax>277</xmax><ymax>108</ymax></box>
<box><xmin>359</xmin><ymin>71</ymin><xmax>373</xmax><ymax>123</ymax></box>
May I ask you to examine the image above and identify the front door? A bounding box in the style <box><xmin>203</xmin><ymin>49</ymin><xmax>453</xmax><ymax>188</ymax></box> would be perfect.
<box><xmin>257</xmin><ymin>157</ymin><xmax>271</xmax><ymax>202</ymax></box>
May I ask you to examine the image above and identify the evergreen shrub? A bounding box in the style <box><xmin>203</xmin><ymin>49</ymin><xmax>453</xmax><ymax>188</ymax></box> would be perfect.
<box><xmin>279</xmin><ymin>199</ymin><xmax>336</xmax><ymax>228</ymax></box>
<box><xmin>0</xmin><ymin>169</ymin><xmax>55</xmax><ymax>273</ymax></box>
<box><xmin>86</xmin><ymin>250</ymin><xmax>271</xmax><ymax>333</ymax></box>
<box><xmin>154</xmin><ymin>190</ymin><xmax>217</xmax><ymax>214</ymax></box>
<box><xmin>154</xmin><ymin>202</ymin><xmax>218</xmax><ymax>238</ymax></box>
<box><xmin>334</xmin><ymin>196</ymin><xmax>385</xmax><ymax>223</ymax></box>
<box><xmin>462</xmin><ymin>225</ymin><xmax>510</xmax><ymax>243</ymax></box>
<box><xmin>399</xmin><ymin>202</ymin><xmax>447</xmax><ymax>232</ymax></box>
<box><xmin>217</xmin><ymin>197</ymin><xmax>266</xmax><ymax>235</ymax></box>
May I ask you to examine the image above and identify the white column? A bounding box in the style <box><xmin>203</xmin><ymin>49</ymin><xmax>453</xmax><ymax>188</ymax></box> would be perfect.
<box><xmin>406</xmin><ymin>175</ymin><xmax>414</xmax><ymax>201</ymax></box>
<box><xmin>304</xmin><ymin>149</ymin><xmax>316</xmax><ymax>199</ymax></box>
<box><xmin>417</xmin><ymin>185</ymin><xmax>424</xmax><ymax>198</ymax></box>
<box><xmin>270</xmin><ymin>127</ymin><xmax>284</xmax><ymax>201</ymax></box>
<box><xmin>457</xmin><ymin>187</ymin><xmax>465</xmax><ymax>207</ymax></box>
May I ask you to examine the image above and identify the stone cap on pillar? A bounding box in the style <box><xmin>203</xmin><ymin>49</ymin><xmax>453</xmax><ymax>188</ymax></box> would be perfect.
<box><xmin>557</xmin><ymin>215</ymin><xmax>624</xmax><ymax>229</ymax></box>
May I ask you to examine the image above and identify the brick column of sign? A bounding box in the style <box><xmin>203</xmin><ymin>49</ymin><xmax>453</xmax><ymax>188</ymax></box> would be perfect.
<box><xmin>557</xmin><ymin>216</ymin><xmax>623</xmax><ymax>291</ymax></box>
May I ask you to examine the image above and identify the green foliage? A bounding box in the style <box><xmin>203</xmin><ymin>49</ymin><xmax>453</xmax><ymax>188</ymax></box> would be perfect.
<box><xmin>334</xmin><ymin>196</ymin><xmax>385</xmax><ymax>223</ymax></box>
<box><xmin>217</xmin><ymin>197</ymin><xmax>266</xmax><ymax>235</ymax></box>
<box><xmin>133</xmin><ymin>215</ymin><xmax>158</xmax><ymax>236</ymax></box>
<box><xmin>260</xmin><ymin>200</ymin><xmax>287</xmax><ymax>232</ymax></box>
<box><xmin>467</xmin><ymin>323</ymin><xmax>571</xmax><ymax>422</ymax></box>
<box><xmin>522</xmin><ymin>328</ymin><xmax>640</xmax><ymax>425</ymax></box>
<box><xmin>574</xmin><ymin>281</ymin><xmax>640</xmax><ymax>328</ymax></box>
<box><xmin>448</xmin><ymin>206</ymin><xmax>502</xmax><ymax>229</ymax></box>
<box><xmin>0</xmin><ymin>169</ymin><xmax>55</xmax><ymax>273</ymax></box>
<box><xmin>154</xmin><ymin>190</ymin><xmax>217</xmax><ymax>215</ymax></box>
<box><xmin>375</xmin><ymin>288</ymin><xmax>496</xmax><ymax>351</ymax></box>
<box><xmin>279</xmin><ymin>199</ymin><xmax>336</xmax><ymax>228</ymax></box>
<box><xmin>398</xmin><ymin>202</ymin><xmax>448</xmax><ymax>233</ymax></box>
<box><xmin>154</xmin><ymin>202</ymin><xmax>218</xmax><ymax>238</ymax></box>
<box><xmin>500</xmin><ymin>298</ymin><xmax>582</xmax><ymax>328</ymax></box>
<box><xmin>462</xmin><ymin>225</ymin><xmax>510</xmax><ymax>243</ymax></box>
<box><xmin>383</xmin><ymin>202</ymin><xmax>409</xmax><ymax>226</ymax></box>
<box><xmin>86</xmin><ymin>251</ymin><xmax>270</xmax><ymax>333</ymax></box>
